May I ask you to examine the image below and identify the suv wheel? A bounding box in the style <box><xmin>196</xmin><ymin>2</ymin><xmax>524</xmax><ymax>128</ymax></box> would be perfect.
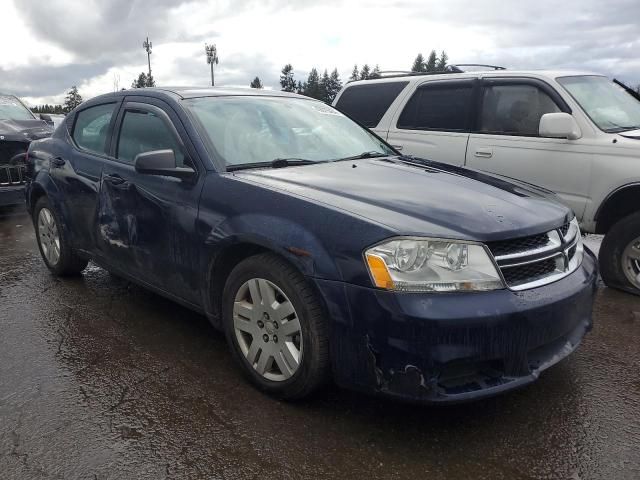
<box><xmin>222</xmin><ymin>253</ymin><xmax>329</xmax><ymax>399</ymax></box>
<box><xmin>34</xmin><ymin>197</ymin><xmax>88</xmax><ymax>276</ymax></box>
<box><xmin>599</xmin><ymin>211</ymin><xmax>640</xmax><ymax>295</ymax></box>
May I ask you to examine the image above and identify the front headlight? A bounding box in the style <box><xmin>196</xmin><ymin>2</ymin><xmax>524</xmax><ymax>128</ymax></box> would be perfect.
<box><xmin>364</xmin><ymin>238</ymin><xmax>505</xmax><ymax>292</ymax></box>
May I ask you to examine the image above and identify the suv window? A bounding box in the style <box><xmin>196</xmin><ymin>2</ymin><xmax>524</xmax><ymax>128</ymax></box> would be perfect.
<box><xmin>117</xmin><ymin>109</ymin><xmax>186</xmax><ymax>166</ymax></box>
<box><xmin>480</xmin><ymin>84</ymin><xmax>560</xmax><ymax>136</ymax></box>
<box><xmin>335</xmin><ymin>82</ymin><xmax>408</xmax><ymax>127</ymax></box>
<box><xmin>397</xmin><ymin>83</ymin><xmax>473</xmax><ymax>131</ymax></box>
<box><xmin>72</xmin><ymin>103</ymin><xmax>116</xmax><ymax>154</ymax></box>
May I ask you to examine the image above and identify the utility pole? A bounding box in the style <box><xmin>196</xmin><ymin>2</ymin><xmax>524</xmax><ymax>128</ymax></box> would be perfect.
<box><xmin>205</xmin><ymin>44</ymin><xmax>219</xmax><ymax>86</ymax></box>
<box><xmin>143</xmin><ymin>36</ymin><xmax>153</xmax><ymax>78</ymax></box>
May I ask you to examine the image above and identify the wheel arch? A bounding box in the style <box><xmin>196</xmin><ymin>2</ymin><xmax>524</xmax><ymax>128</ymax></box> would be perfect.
<box><xmin>595</xmin><ymin>183</ymin><xmax>640</xmax><ymax>234</ymax></box>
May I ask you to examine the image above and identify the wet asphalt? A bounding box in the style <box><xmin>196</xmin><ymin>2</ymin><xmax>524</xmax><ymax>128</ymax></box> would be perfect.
<box><xmin>0</xmin><ymin>205</ymin><xmax>639</xmax><ymax>480</ymax></box>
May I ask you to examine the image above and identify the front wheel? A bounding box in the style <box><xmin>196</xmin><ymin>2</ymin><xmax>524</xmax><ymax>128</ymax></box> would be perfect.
<box><xmin>33</xmin><ymin>197</ymin><xmax>88</xmax><ymax>276</ymax></box>
<box><xmin>222</xmin><ymin>253</ymin><xmax>329</xmax><ymax>400</ymax></box>
<box><xmin>599</xmin><ymin>212</ymin><xmax>640</xmax><ymax>296</ymax></box>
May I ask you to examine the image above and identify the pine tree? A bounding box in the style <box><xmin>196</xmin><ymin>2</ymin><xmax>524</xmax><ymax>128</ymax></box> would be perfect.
<box><xmin>280</xmin><ymin>64</ymin><xmax>297</xmax><ymax>92</ymax></box>
<box><xmin>436</xmin><ymin>50</ymin><xmax>448</xmax><ymax>71</ymax></box>
<box><xmin>426</xmin><ymin>50</ymin><xmax>438</xmax><ymax>72</ymax></box>
<box><xmin>63</xmin><ymin>86</ymin><xmax>83</xmax><ymax>113</ymax></box>
<box><xmin>411</xmin><ymin>54</ymin><xmax>425</xmax><ymax>72</ymax></box>
<box><xmin>250</xmin><ymin>76</ymin><xmax>263</xmax><ymax>89</ymax></box>
<box><xmin>360</xmin><ymin>64</ymin><xmax>371</xmax><ymax>80</ymax></box>
<box><xmin>349</xmin><ymin>65</ymin><xmax>359</xmax><ymax>81</ymax></box>
<box><xmin>145</xmin><ymin>73</ymin><xmax>156</xmax><ymax>87</ymax></box>
<box><xmin>296</xmin><ymin>80</ymin><xmax>305</xmax><ymax>94</ymax></box>
<box><xmin>325</xmin><ymin>68</ymin><xmax>343</xmax><ymax>103</ymax></box>
<box><xmin>131</xmin><ymin>72</ymin><xmax>148</xmax><ymax>88</ymax></box>
<box><xmin>319</xmin><ymin>69</ymin><xmax>330</xmax><ymax>103</ymax></box>
<box><xmin>370</xmin><ymin>65</ymin><xmax>382</xmax><ymax>79</ymax></box>
<box><xmin>303</xmin><ymin>68</ymin><xmax>322</xmax><ymax>99</ymax></box>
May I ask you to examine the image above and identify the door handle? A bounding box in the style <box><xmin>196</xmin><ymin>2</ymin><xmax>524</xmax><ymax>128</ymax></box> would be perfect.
<box><xmin>104</xmin><ymin>173</ymin><xmax>126</xmax><ymax>186</ymax></box>
<box><xmin>474</xmin><ymin>149</ymin><xmax>493</xmax><ymax>158</ymax></box>
<box><xmin>51</xmin><ymin>157</ymin><xmax>66</xmax><ymax>167</ymax></box>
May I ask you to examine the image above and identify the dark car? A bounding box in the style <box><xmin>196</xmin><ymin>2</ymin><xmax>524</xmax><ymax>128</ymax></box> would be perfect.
<box><xmin>1</xmin><ymin>94</ymin><xmax>54</xmax><ymax>207</ymax></box>
<box><xmin>25</xmin><ymin>87</ymin><xmax>597</xmax><ymax>403</ymax></box>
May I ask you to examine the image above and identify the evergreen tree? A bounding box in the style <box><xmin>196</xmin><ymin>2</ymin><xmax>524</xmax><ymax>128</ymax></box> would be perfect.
<box><xmin>296</xmin><ymin>80</ymin><xmax>305</xmax><ymax>94</ymax></box>
<box><xmin>349</xmin><ymin>64</ymin><xmax>359</xmax><ymax>81</ymax></box>
<box><xmin>250</xmin><ymin>76</ymin><xmax>263</xmax><ymax>89</ymax></box>
<box><xmin>63</xmin><ymin>86</ymin><xmax>83</xmax><ymax>113</ymax></box>
<box><xmin>146</xmin><ymin>73</ymin><xmax>156</xmax><ymax>87</ymax></box>
<box><xmin>280</xmin><ymin>64</ymin><xmax>297</xmax><ymax>92</ymax></box>
<box><xmin>436</xmin><ymin>50</ymin><xmax>449</xmax><ymax>71</ymax></box>
<box><xmin>132</xmin><ymin>72</ymin><xmax>148</xmax><ymax>88</ymax></box>
<box><xmin>370</xmin><ymin>65</ymin><xmax>382</xmax><ymax>79</ymax></box>
<box><xmin>411</xmin><ymin>53</ymin><xmax>425</xmax><ymax>72</ymax></box>
<box><xmin>426</xmin><ymin>50</ymin><xmax>438</xmax><ymax>72</ymax></box>
<box><xmin>360</xmin><ymin>64</ymin><xmax>371</xmax><ymax>80</ymax></box>
<box><xmin>325</xmin><ymin>68</ymin><xmax>343</xmax><ymax>103</ymax></box>
<box><xmin>303</xmin><ymin>68</ymin><xmax>322</xmax><ymax>99</ymax></box>
<box><xmin>319</xmin><ymin>69</ymin><xmax>330</xmax><ymax>102</ymax></box>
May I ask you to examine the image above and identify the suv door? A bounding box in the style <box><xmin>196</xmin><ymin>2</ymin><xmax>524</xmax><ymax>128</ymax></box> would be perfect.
<box><xmin>54</xmin><ymin>101</ymin><xmax>120</xmax><ymax>253</ymax></box>
<box><xmin>96</xmin><ymin>99</ymin><xmax>203</xmax><ymax>301</ymax></box>
<box><xmin>465</xmin><ymin>78</ymin><xmax>592</xmax><ymax>217</ymax></box>
<box><xmin>386</xmin><ymin>79</ymin><xmax>477</xmax><ymax>166</ymax></box>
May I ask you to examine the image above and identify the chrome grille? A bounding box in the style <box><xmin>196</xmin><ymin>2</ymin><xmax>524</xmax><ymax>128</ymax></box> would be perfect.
<box><xmin>0</xmin><ymin>163</ymin><xmax>27</xmax><ymax>186</ymax></box>
<box><xmin>488</xmin><ymin>221</ymin><xmax>582</xmax><ymax>290</ymax></box>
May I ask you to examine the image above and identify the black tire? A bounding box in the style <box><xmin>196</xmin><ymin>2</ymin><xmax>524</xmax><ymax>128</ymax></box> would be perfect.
<box><xmin>222</xmin><ymin>253</ymin><xmax>330</xmax><ymax>400</ymax></box>
<box><xmin>33</xmin><ymin>196</ymin><xmax>88</xmax><ymax>276</ymax></box>
<box><xmin>599</xmin><ymin>211</ymin><xmax>640</xmax><ymax>296</ymax></box>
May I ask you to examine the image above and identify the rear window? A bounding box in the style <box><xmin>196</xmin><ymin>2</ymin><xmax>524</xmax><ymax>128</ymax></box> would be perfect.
<box><xmin>397</xmin><ymin>82</ymin><xmax>473</xmax><ymax>131</ymax></box>
<box><xmin>335</xmin><ymin>82</ymin><xmax>409</xmax><ymax>127</ymax></box>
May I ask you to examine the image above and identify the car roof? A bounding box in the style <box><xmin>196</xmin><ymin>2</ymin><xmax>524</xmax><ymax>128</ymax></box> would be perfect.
<box><xmin>343</xmin><ymin>70</ymin><xmax>606</xmax><ymax>87</ymax></box>
<box><xmin>89</xmin><ymin>86</ymin><xmax>307</xmax><ymax>103</ymax></box>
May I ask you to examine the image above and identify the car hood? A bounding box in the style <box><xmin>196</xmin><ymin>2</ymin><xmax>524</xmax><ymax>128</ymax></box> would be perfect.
<box><xmin>0</xmin><ymin>119</ymin><xmax>53</xmax><ymax>141</ymax></box>
<box><xmin>233</xmin><ymin>158</ymin><xmax>573</xmax><ymax>241</ymax></box>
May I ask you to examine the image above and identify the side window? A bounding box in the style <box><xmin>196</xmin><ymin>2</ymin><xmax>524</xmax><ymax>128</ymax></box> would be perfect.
<box><xmin>397</xmin><ymin>83</ymin><xmax>473</xmax><ymax>131</ymax></box>
<box><xmin>72</xmin><ymin>103</ymin><xmax>117</xmax><ymax>154</ymax></box>
<box><xmin>335</xmin><ymin>82</ymin><xmax>409</xmax><ymax>127</ymax></box>
<box><xmin>116</xmin><ymin>109</ymin><xmax>186</xmax><ymax>166</ymax></box>
<box><xmin>480</xmin><ymin>84</ymin><xmax>561</xmax><ymax>136</ymax></box>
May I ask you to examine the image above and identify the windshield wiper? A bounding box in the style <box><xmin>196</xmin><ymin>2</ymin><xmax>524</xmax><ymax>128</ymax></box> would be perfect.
<box><xmin>226</xmin><ymin>158</ymin><xmax>324</xmax><ymax>172</ymax></box>
<box><xmin>334</xmin><ymin>151</ymin><xmax>389</xmax><ymax>162</ymax></box>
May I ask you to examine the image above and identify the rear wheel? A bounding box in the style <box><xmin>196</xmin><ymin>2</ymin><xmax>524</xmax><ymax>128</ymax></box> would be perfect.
<box><xmin>222</xmin><ymin>253</ymin><xmax>329</xmax><ymax>399</ymax></box>
<box><xmin>34</xmin><ymin>197</ymin><xmax>88</xmax><ymax>276</ymax></box>
<box><xmin>599</xmin><ymin>211</ymin><xmax>640</xmax><ymax>296</ymax></box>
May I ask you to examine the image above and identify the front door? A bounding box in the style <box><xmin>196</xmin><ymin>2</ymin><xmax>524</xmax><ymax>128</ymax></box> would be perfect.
<box><xmin>96</xmin><ymin>100</ymin><xmax>192</xmax><ymax>291</ymax></box>
<box><xmin>465</xmin><ymin>78</ymin><xmax>592</xmax><ymax>218</ymax></box>
<box><xmin>386</xmin><ymin>79</ymin><xmax>477</xmax><ymax>166</ymax></box>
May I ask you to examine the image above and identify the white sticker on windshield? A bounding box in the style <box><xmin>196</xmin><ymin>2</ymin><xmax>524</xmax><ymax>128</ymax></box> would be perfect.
<box><xmin>311</xmin><ymin>104</ymin><xmax>343</xmax><ymax>116</ymax></box>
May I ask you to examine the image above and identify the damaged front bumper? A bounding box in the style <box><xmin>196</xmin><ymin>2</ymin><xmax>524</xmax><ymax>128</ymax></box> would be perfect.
<box><xmin>315</xmin><ymin>248</ymin><xmax>598</xmax><ymax>404</ymax></box>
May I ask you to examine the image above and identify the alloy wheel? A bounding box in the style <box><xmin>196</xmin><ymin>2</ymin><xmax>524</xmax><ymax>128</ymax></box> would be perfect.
<box><xmin>622</xmin><ymin>236</ymin><xmax>640</xmax><ymax>289</ymax></box>
<box><xmin>233</xmin><ymin>278</ymin><xmax>303</xmax><ymax>382</ymax></box>
<box><xmin>37</xmin><ymin>208</ymin><xmax>61</xmax><ymax>266</ymax></box>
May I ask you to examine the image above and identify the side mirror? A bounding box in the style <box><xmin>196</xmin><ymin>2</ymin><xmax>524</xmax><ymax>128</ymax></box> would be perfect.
<box><xmin>134</xmin><ymin>149</ymin><xmax>195</xmax><ymax>180</ymax></box>
<box><xmin>39</xmin><ymin>113</ymin><xmax>54</xmax><ymax>126</ymax></box>
<box><xmin>539</xmin><ymin>112</ymin><xmax>582</xmax><ymax>140</ymax></box>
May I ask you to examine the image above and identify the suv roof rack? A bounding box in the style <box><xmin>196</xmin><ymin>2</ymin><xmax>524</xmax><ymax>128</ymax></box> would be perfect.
<box><xmin>350</xmin><ymin>64</ymin><xmax>507</xmax><ymax>83</ymax></box>
<box><xmin>450</xmin><ymin>64</ymin><xmax>506</xmax><ymax>71</ymax></box>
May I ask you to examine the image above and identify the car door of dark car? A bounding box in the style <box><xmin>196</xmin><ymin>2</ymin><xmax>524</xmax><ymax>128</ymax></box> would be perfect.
<box><xmin>50</xmin><ymin>101</ymin><xmax>120</xmax><ymax>252</ymax></box>
<box><xmin>96</xmin><ymin>99</ymin><xmax>202</xmax><ymax>297</ymax></box>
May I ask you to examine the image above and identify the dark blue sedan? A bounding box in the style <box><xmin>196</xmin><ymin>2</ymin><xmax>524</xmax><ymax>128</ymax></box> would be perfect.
<box><xmin>25</xmin><ymin>87</ymin><xmax>597</xmax><ymax>403</ymax></box>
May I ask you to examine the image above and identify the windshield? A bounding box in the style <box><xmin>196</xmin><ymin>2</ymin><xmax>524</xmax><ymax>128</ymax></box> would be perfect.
<box><xmin>557</xmin><ymin>75</ymin><xmax>640</xmax><ymax>133</ymax></box>
<box><xmin>183</xmin><ymin>96</ymin><xmax>394</xmax><ymax>169</ymax></box>
<box><xmin>0</xmin><ymin>95</ymin><xmax>36</xmax><ymax>121</ymax></box>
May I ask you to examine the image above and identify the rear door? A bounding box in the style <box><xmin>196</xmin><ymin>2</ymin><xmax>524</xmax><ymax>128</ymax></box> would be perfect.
<box><xmin>53</xmin><ymin>101</ymin><xmax>120</xmax><ymax>253</ymax></box>
<box><xmin>386</xmin><ymin>79</ymin><xmax>477</xmax><ymax>166</ymax></box>
<box><xmin>96</xmin><ymin>98</ymin><xmax>202</xmax><ymax>299</ymax></box>
<box><xmin>465</xmin><ymin>78</ymin><xmax>592</xmax><ymax>217</ymax></box>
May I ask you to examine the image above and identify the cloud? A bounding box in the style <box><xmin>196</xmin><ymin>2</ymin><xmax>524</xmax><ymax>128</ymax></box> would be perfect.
<box><xmin>6</xmin><ymin>0</ymin><xmax>640</xmax><ymax>106</ymax></box>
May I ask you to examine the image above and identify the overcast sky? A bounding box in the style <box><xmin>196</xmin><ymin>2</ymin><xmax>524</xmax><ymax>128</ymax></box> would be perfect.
<box><xmin>2</xmin><ymin>0</ymin><xmax>640</xmax><ymax>106</ymax></box>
